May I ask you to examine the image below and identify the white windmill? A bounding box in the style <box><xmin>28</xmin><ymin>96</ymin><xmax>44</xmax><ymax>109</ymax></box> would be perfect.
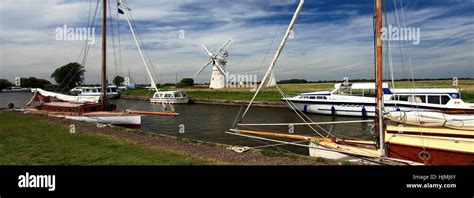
<box><xmin>195</xmin><ymin>39</ymin><xmax>232</xmax><ymax>89</ymax></box>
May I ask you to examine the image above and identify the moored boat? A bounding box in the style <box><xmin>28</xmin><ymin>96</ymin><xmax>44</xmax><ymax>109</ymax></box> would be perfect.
<box><xmin>70</xmin><ymin>85</ymin><xmax>120</xmax><ymax>99</ymax></box>
<box><xmin>65</xmin><ymin>112</ymin><xmax>141</xmax><ymax>128</ymax></box>
<box><xmin>150</xmin><ymin>91</ymin><xmax>189</xmax><ymax>104</ymax></box>
<box><xmin>283</xmin><ymin>82</ymin><xmax>474</xmax><ymax>117</ymax></box>
<box><xmin>1</xmin><ymin>87</ymin><xmax>31</xmax><ymax>92</ymax></box>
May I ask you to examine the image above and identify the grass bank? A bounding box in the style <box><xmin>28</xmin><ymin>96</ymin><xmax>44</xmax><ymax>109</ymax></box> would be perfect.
<box><xmin>0</xmin><ymin>111</ymin><xmax>212</xmax><ymax>165</ymax></box>
<box><xmin>0</xmin><ymin>111</ymin><xmax>334</xmax><ymax>165</ymax></box>
<box><xmin>123</xmin><ymin>79</ymin><xmax>474</xmax><ymax>102</ymax></box>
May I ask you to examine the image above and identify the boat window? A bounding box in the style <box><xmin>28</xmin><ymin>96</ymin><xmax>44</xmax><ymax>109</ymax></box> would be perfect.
<box><xmin>406</xmin><ymin>95</ymin><xmax>426</xmax><ymax>103</ymax></box>
<box><xmin>111</xmin><ymin>88</ymin><xmax>117</xmax><ymax>92</ymax></box>
<box><xmin>427</xmin><ymin>95</ymin><xmax>441</xmax><ymax>104</ymax></box>
<box><xmin>309</xmin><ymin>96</ymin><xmax>316</xmax><ymax>100</ymax></box>
<box><xmin>164</xmin><ymin>94</ymin><xmax>172</xmax><ymax>98</ymax></box>
<box><xmin>174</xmin><ymin>93</ymin><xmax>180</xmax><ymax>98</ymax></box>
<box><xmin>364</xmin><ymin>89</ymin><xmax>376</xmax><ymax>97</ymax></box>
<box><xmin>418</xmin><ymin>95</ymin><xmax>427</xmax><ymax>103</ymax></box>
<box><xmin>85</xmin><ymin>89</ymin><xmax>89</xmax><ymax>92</ymax></box>
<box><xmin>409</xmin><ymin>95</ymin><xmax>426</xmax><ymax>103</ymax></box>
<box><xmin>441</xmin><ymin>95</ymin><xmax>450</xmax><ymax>104</ymax></box>
<box><xmin>351</xmin><ymin>89</ymin><xmax>364</xmax><ymax>96</ymax></box>
<box><xmin>399</xmin><ymin>95</ymin><xmax>409</xmax><ymax>101</ymax></box>
<box><xmin>182</xmin><ymin>93</ymin><xmax>187</xmax><ymax>97</ymax></box>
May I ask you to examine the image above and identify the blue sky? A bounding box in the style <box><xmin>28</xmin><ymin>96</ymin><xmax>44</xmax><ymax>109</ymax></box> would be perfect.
<box><xmin>0</xmin><ymin>0</ymin><xmax>472</xmax><ymax>84</ymax></box>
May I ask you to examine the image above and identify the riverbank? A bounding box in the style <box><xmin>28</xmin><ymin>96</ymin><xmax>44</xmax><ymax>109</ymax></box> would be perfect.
<box><xmin>121</xmin><ymin>95</ymin><xmax>287</xmax><ymax>107</ymax></box>
<box><xmin>0</xmin><ymin>111</ymin><xmax>336</xmax><ymax>165</ymax></box>
<box><xmin>122</xmin><ymin>79</ymin><xmax>474</xmax><ymax>103</ymax></box>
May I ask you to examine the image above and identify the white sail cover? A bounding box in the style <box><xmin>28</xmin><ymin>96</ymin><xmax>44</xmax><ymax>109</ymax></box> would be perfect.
<box><xmin>386</xmin><ymin>111</ymin><xmax>474</xmax><ymax>131</ymax></box>
<box><xmin>31</xmin><ymin>88</ymin><xmax>100</xmax><ymax>103</ymax></box>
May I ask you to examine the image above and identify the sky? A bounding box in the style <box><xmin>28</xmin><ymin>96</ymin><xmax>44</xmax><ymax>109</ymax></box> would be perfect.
<box><xmin>0</xmin><ymin>0</ymin><xmax>472</xmax><ymax>85</ymax></box>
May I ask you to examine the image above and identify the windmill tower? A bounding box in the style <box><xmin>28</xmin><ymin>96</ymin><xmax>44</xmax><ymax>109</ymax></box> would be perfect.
<box><xmin>195</xmin><ymin>39</ymin><xmax>232</xmax><ymax>89</ymax></box>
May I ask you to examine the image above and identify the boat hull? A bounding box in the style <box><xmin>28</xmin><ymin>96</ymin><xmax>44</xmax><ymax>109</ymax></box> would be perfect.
<box><xmin>385</xmin><ymin>126</ymin><xmax>474</xmax><ymax>165</ymax></box>
<box><xmin>150</xmin><ymin>97</ymin><xmax>189</xmax><ymax>104</ymax></box>
<box><xmin>288</xmin><ymin>100</ymin><xmax>473</xmax><ymax>117</ymax></box>
<box><xmin>65</xmin><ymin>113</ymin><xmax>141</xmax><ymax>128</ymax></box>
<box><xmin>386</xmin><ymin>143</ymin><xmax>474</xmax><ymax>165</ymax></box>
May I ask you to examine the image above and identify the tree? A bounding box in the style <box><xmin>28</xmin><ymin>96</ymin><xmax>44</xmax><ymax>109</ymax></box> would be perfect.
<box><xmin>20</xmin><ymin>77</ymin><xmax>51</xmax><ymax>89</ymax></box>
<box><xmin>113</xmin><ymin>75</ymin><xmax>125</xmax><ymax>86</ymax></box>
<box><xmin>51</xmin><ymin>62</ymin><xmax>85</xmax><ymax>89</ymax></box>
<box><xmin>277</xmin><ymin>79</ymin><xmax>308</xmax><ymax>84</ymax></box>
<box><xmin>177</xmin><ymin>78</ymin><xmax>194</xmax><ymax>88</ymax></box>
<box><xmin>0</xmin><ymin>79</ymin><xmax>13</xmax><ymax>90</ymax></box>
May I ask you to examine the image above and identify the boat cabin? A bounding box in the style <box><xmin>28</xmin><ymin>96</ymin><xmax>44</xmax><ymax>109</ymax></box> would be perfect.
<box><xmin>153</xmin><ymin>91</ymin><xmax>188</xmax><ymax>99</ymax></box>
<box><xmin>70</xmin><ymin>85</ymin><xmax>120</xmax><ymax>99</ymax></box>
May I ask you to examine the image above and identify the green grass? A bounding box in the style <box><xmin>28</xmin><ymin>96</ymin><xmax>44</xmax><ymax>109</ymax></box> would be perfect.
<box><xmin>0</xmin><ymin>112</ymin><xmax>212</xmax><ymax>165</ymax></box>
<box><xmin>124</xmin><ymin>79</ymin><xmax>474</xmax><ymax>102</ymax></box>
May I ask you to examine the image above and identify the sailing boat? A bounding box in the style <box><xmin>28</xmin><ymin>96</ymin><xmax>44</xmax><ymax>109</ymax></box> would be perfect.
<box><xmin>227</xmin><ymin>0</ymin><xmax>474</xmax><ymax>165</ymax></box>
<box><xmin>26</xmin><ymin>0</ymin><xmax>177</xmax><ymax>127</ymax></box>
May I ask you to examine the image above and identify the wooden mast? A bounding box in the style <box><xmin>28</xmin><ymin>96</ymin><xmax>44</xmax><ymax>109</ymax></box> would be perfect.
<box><xmin>101</xmin><ymin>0</ymin><xmax>109</xmax><ymax>110</ymax></box>
<box><xmin>375</xmin><ymin>0</ymin><xmax>385</xmax><ymax>156</ymax></box>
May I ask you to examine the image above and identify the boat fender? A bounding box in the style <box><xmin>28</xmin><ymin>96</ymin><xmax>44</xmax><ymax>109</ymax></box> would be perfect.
<box><xmin>331</xmin><ymin>106</ymin><xmax>336</xmax><ymax>115</ymax></box>
<box><xmin>8</xmin><ymin>103</ymin><xmax>14</xmax><ymax>109</ymax></box>
<box><xmin>362</xmin><ymin>106</ymin><xmax>367</xmax><ymax>117</ymax></box>
<box><xmin>396</xmin><ymin>107</ymin><xmax>400</xmax><ymax>111</ymax></box>
<box><xmin>303</xmin><ymin>104</ymin><xmax>308</xmax><ymax>113</ymax></box>
<box><xmin>418</xmin><ymin>151</ymin><xmax>431</xmax><ymax>162</ymax></box>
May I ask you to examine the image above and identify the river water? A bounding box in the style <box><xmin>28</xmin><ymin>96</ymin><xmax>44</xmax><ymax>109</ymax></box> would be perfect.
<box><xmin>0</xmin><ymin>92</ymin><xmax>374</xmax><ymax>154</ymax></box>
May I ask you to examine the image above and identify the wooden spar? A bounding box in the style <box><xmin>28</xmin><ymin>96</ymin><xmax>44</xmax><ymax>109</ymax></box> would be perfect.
<box><xmin>240</xmin><ymin>0</ymin><xmax>305</xmax><ymax>120</ymax></box>
<box><xmin>375</xmin><ymin>0</ymin><xmax>385</xmax><ymax>156</ymax></box>
<box><xmin>231</xmin><ymin>129</ymin><xmax>314</xmax><ymax>141</ymax></box>
<box><xmin>238</xmin><ymin>120</ymin><xmax>373</xmax><ymax>126</ymax></box>
<box><xmin>126</xmin><ymin>110</ymin><xmax>180</xmax><ymax>116</ymax></box>
<box><xmin>118</xmin><ymin>0</ymin><xmax>158</xmax><ymax>93</ymax></box>
<box><xmin>101</xmin><ymin>0</ymin><xmax>109</xmax><ymax>111</ymax></box>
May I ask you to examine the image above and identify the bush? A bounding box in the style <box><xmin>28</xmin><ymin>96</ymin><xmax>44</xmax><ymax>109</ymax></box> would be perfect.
<box><xmin>0</xmin><ymin>79</ymin><xmax>13</xmax><ymax>90</ymax></box>
<box><xmin>177</xmin><ymin>78</ymin><xmax>194</xmax><ymax>88</ymax></box>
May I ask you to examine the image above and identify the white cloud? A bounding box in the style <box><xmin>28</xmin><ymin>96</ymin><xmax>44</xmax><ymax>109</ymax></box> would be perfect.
<box><xmin>0</xmin><ymin>0</ymin><xmax>472</xmax><ymax>85</ymax></box>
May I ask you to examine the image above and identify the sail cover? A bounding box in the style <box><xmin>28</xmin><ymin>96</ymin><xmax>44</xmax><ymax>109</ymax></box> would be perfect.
<box><xmin>31</xmin><ymin>88</ymin><xmax>100</xmax><ymax>103</ymax></box>
<box><xmin>386</xmin><ymin>111</ymin><xmax>474</xmax><ymax>131</ymax></box>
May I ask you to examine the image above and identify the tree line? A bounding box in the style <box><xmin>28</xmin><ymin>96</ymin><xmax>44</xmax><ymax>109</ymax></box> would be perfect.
<box><xmin>1</xmin><ymin>62</ymin><xmax>471</xmax><ymax>90</ymax></box>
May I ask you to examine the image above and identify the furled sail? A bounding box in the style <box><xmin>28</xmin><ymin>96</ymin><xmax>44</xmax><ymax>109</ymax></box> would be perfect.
<box><xmin>31</xmin><ymin>88</ymin><xmax>100</xmax><ymax>103</ymax></box>
<box><xmin>386</xmin><ymin>111</ymin><xmax>474</xmax><ymax>131</ymax></box>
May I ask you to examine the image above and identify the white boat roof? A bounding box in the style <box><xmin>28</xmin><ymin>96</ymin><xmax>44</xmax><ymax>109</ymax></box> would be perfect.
<box><xmin>72</xmin><ymin>85</ymin><xmax>117</xmax><ymax>89</ymax></box>
<box><xmin>391</xmin><ymin>88</ymin><xmax>460</xmax><ymax>94</ymax></box>
<box><xmin>335</xmin><ymin>83</ymin><xmax>390</xmax><ymax>89</ymax></box>
<box><xmin>156</xmin><ymin>91</ymin><xmax>186</xmax><ymax>94</ymax></box>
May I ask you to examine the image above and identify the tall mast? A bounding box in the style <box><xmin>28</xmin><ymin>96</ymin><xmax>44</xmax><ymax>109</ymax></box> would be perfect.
<box><xmin>101</xmin><ymin>0</ymin><xmax>109</xmax><ymax>110</ymax></box>
<box><xmin>240</xmin><ymin>0</ymin><xmax>305</xmax><ymax>119</ymax></box>
<box><xmin>118</xmin><ymin>0</ymin><xmax>159</xmax><ymax>92</ymax></box>
<box><xmin>375</xmin><ymin>0</ymin><xmax>385</xmax><ymax>156</ymax></box>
